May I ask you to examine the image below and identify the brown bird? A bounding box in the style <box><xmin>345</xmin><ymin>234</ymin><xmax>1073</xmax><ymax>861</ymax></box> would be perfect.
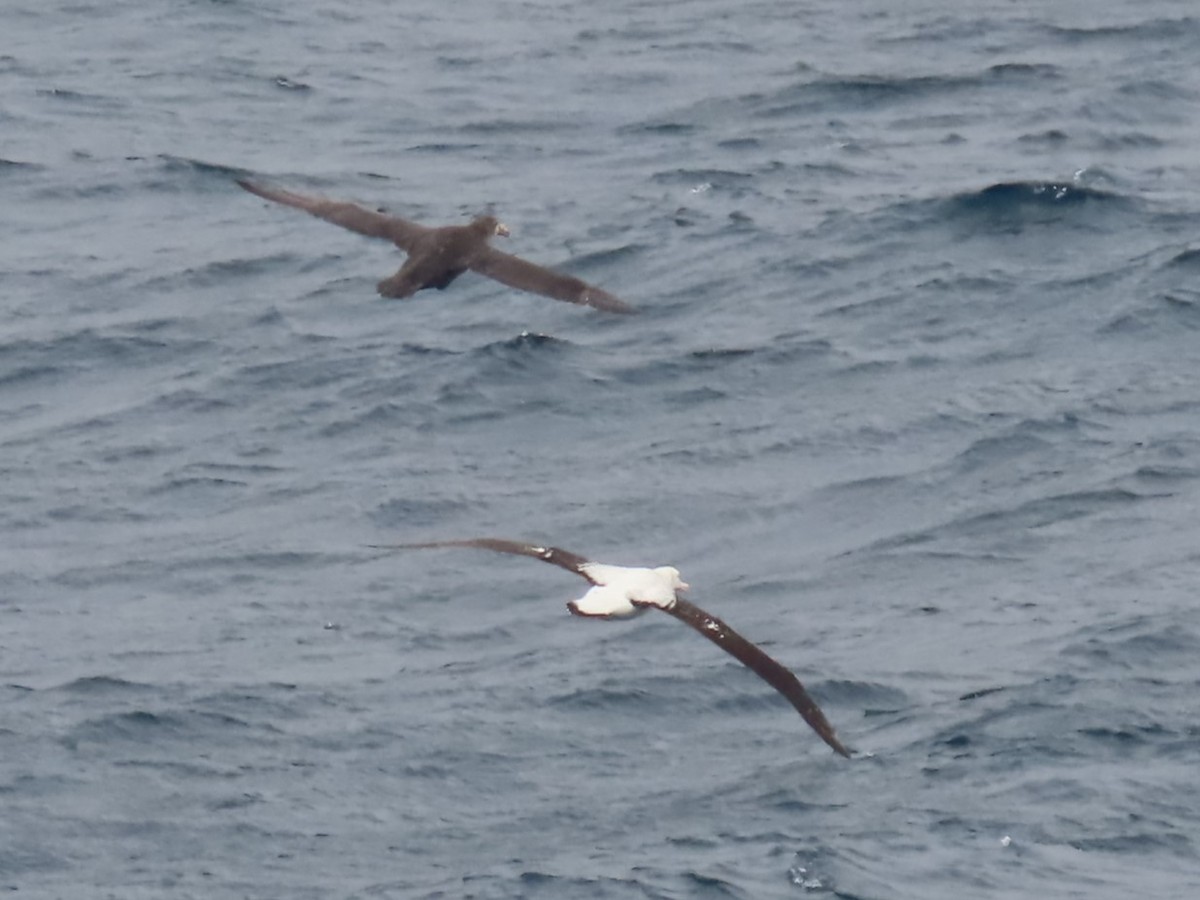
<box><xmin>236</xmin><ymin>180</ymin><xmax>635</xmax><ymax>314</ymax></box>
<box><xmin>373</xmin><ymin>537</ymin><xmax>853</xmax><ymax>758</ymax></box>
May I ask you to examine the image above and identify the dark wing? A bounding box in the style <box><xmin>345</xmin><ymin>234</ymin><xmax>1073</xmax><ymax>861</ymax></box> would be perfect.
<box><xmin>470</xmin><ymin>247</ymin><xmax>636</xmax><ymax>314</ymax></box>
<box><xmin>661</xmin><ymin>598</ymin><xmax>852</xmax><ymax>758</ymax></box>
<box><xmin>368</xmin><ymin>538</ymin><xmax>599</xmax><ymax>584</ymax></box>
<box><xmin>237</xmin><ymin>180</ymin><xmax>428</xmax><ymax>250</ymax></box>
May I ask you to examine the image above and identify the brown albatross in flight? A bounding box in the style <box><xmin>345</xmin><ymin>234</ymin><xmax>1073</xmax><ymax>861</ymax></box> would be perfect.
<box><xmin>236</xmin><ymin>180</ymin><xmax>634</xmax><ymax>314</ymax></box>
<box><xmin>376</xmin><ymin>537</ymin><xmax>852</xmax><ymax>757</ymax></box>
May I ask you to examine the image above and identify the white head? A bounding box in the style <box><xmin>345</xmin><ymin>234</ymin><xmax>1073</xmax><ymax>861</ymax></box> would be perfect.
<box><xmin>654</xmin><ymin>566</ymin><xmax>689</xmax><ymax>592</ymax></box>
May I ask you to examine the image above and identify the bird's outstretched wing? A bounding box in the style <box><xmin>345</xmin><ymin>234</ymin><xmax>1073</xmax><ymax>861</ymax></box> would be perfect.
<box><xmin>237</xmin><ymin>180</ymin><xmax>429</xmax><ymax>250</ymax></box>
<box><xmin>661</xmin><ymin>597</ymin><xmax>852</xmax><ymax>757</ymax></box>
<box><xmin>370</xmin><ymin>538</ymin><xmax>600</xmax><ymax>584</ymax></box>
<box><xmin>470</xmin><ymin>247</ymin><xmax>636</xmax><ymax>314</ymax></box>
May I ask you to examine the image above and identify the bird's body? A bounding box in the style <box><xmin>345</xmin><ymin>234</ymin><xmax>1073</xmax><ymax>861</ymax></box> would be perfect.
<box><xmin>379</xmin><ymin>537</ymin><xmax>852</xmax><ymax>758</ymax></box>
<box><xmin>375</xmin><ymin>215</ymin><xmax>501</xmax><ymax>299</ymax></box>
<box><xmin>569</xmin><ymin>563</ymin><xmax>684</xmax><ymax>618</ymax></box>
<box><xmin>236</xmin><ymin>180</ymin><xmax>635</xmax><ymax>314</ymax></box>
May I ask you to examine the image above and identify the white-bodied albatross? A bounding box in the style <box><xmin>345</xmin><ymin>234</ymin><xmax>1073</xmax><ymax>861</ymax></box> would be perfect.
<box><xmin>376</xmin><ymin>537</ymin><xmax>851</xmax><ymax>757</ymax></box>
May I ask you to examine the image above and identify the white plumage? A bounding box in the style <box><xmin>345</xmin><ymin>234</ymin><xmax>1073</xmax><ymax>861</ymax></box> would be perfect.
<box><xmin>570</xmin><ymin>564</ymin><xmax>688</xmax><ymax>617</ymax></box>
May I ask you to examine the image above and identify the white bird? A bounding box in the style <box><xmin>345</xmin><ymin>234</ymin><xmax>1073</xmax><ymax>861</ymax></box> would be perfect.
<box><xmin>377</xmin><ymin>537</ymin><xmax>851</xmax><ymax>757</ymax></box>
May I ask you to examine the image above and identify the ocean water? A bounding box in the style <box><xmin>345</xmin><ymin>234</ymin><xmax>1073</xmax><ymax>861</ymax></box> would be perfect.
<box><xmin>3</xmin><ymin>0</ymin><xmax>1200</xmax><ymax>897</ymax></box>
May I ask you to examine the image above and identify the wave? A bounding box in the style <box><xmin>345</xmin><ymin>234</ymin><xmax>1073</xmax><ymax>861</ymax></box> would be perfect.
<box><xmin>945</xmin><ymin>180</ymin><xmax>1133</xmax><ymax>219</ymax></box>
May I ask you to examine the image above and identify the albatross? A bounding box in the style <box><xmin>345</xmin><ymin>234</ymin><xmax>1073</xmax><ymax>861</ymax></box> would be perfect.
<box><xmin>377</xmin><ymin>537</ymin><xmax>851</xmax><ymax>757</ymax></box>
<box><xmin>236</xmin><ymin>180</ymin><xmax>635</xmax><ymax>314</ymax></box>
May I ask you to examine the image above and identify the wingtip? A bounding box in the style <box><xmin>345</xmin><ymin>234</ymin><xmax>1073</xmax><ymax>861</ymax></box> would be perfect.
<box><xmin>577</xmin><ymin>288</ymin><xmax>637</xmax><ymax>315</ymax></box>
<box><xmin>235</xmin><ymin>178</ymin><xmax>272</xmax><ymax>200</ymax></box>
<box><xmin>817</xmin><ymin>723</ymin><xmax>853</xmax><ymax>758</ymax></box>
<box><xmin>593</xmin><ymin>296</ymin><xmax>639</xmax><ymax>315</ymax></box>
<box><xmin>594</xmin><ymin>301</ymin><xmax>639</xmax><ymax>315</ymax></box>
<box><xmin>815</xmin><ymin>719</ymin><xmax>854</xmax><ymax>757</ymax></box>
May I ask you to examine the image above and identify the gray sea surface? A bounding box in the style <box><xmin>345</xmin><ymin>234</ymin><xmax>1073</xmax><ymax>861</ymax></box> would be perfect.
<box><xmin>4</xmin><ymin>1</ymin><xmax>1200</xmax><ymax>897</ymax></box>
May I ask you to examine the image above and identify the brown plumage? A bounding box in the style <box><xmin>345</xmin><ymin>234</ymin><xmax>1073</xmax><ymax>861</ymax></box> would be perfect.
<box><xmin>236</xmin><ymin>180</ymin><xmax>635</xmax><ymax>314</ymax></box>
<box><xmin>373</xmin><ymin>537</ymin><xmax>852</xmax><ymax>758</ymax></box>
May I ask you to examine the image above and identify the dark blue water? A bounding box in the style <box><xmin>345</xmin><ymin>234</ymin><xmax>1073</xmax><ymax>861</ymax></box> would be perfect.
<box><xmin>4</xmin><ymin>2</ymin><xmax>1200</xmax><ymax>897</ymax></box>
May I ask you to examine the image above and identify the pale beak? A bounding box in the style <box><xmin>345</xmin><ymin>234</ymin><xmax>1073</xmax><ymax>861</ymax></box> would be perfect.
<box><xmin>495</xmin><ymin>222</ymin><xmax>510</xmax><ymax>237</ymax></box>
